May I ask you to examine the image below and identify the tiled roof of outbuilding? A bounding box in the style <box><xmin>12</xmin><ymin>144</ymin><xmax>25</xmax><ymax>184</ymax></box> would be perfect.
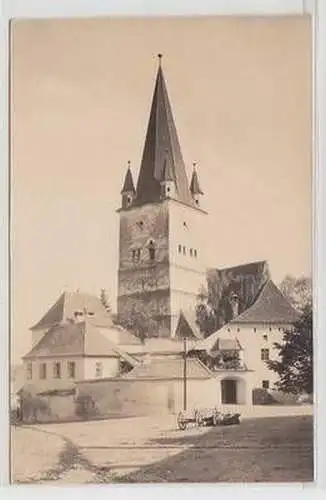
<box><xmin>124</xmin><ymin>357</ymin><xmax>212</xmax><ymax>380</ymax></box>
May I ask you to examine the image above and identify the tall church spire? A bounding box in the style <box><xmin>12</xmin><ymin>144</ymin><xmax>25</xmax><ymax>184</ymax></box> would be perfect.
<box><xmin>134</xmin><ymin>55</ymin><xmax>194</xmax><ymax>206</ymax></box>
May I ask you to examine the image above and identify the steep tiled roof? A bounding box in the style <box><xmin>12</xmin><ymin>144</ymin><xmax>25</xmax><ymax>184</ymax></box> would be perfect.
<box><xmin>124</xmin><ymin>357</ymin><xmax>212</xmax><ymax>380</ymax></box>
<box><xmin>175</xmin><ymin>309</ymin><xmax>203</xmax><ymax>340</ymax></box>
<box><xmin>231</xmin><ymin>280</ymin><xmax>300</xmax><ymax>324</ymax></box>
<box><xmin>134</xmin><ymin>59</ymin><xmax>195</xmax><ymax>207</ymax></box>
<box><xmin>23</xmin><ymin>321</ymin><xmax>139</xmax><ymax>367</ymax></box>
<box><xmin>30</xmin><ymin>291</ymin><xmax>113</xmax><ymax>331</ymax></box>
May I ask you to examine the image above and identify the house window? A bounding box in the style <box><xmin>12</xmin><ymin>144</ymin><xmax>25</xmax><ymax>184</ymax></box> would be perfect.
<box><xmin>253</xmin><ymin>328</ymin><xmax>257</xmax><ymax>333</ymax></box>
<box><xmin>178</xmin><ymin>244</ymin><xmax>182</xmax><ymax>253</ymax></box>
<box><xmin>67</xmin><ymin>361</ymin><xmax>76</xmax><ymax>379</ymax></box>
<box><xmin>261</xmin><ymin>348</ymin><xmax>270</xmax><ymax>361</ymax></box>
<box><xmin>263</xmin><ymin>334</ymin><xmax>268</xmax><ymax>341</ymax></box>
<box><xmin>39</xmin><ymin>363</ymin><xmax>46</xmax><ymax>380</ymax></box>
<box><xmin>237</xmin><ymin>328</ymin><xmax>240</xmax><ymax>333</ymax></box>
<box><xmin>262</xmin><ymin>380</ymin><xmax>270</xmax><ymax>390</ymax></box>
<box><xmin>26</xmin><ymin>362</ymin><xmax>32</xmax><ymax>380</ymax></box>
<box><xmin>269</xmin><ymin>327</ymin><xmax>272</xmax><ymax>332</ymax></box>
<box><xmin>194</xmin><ymin>249</ymin><xmax>197</xmax><ymax>258</ymax></box>
<box><xmin>53</xmin><ymin>362</ymin><xmax>61</xmax><ymax>379</ymax></box>
<box><xmin>183</xmin><ymin>246</ymin><xmax>186</xmax><ymax>255</ymax></box>
<box><xmin>95</xmin><ymin>362</ymin><xmax>103</xmax><ymax>378</ymax></box>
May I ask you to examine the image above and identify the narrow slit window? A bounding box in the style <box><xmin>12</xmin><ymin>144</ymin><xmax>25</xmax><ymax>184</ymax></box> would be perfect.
<box><xmin>39</xmin><ymin>363</ymin><xmax>46</xmax><ymax>380</ymax></box>
<box><xmin>178</xmin><ymin>244</ymin><xmax>182</xmax><ymax>253</ymax></box>
<box><xmin>53</xmin><ymin>362</ymin><xmax>61</xmax><ymax>379</ymax></box>
<box><xmin>67</xmin><ymin>361</ymin><xmax>76</xmax><ymax>379</ymax></box>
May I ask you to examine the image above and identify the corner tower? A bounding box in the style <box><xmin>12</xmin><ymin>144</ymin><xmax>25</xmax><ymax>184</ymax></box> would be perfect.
<box><xmin>117</xmin><ymin>55</ymin><xmax>208</xmax><ymax>338</ymax></box>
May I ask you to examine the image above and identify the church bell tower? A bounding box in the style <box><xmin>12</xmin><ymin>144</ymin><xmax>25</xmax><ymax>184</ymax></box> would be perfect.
<box><xmin>117</xmin><ymin>55</ymin><xmax>208</xmax><ymax>338</ymax></box>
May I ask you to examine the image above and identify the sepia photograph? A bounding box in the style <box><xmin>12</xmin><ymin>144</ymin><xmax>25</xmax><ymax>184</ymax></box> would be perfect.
<box><xmin>10</xmin><ymin>15</ymin><xmax>313</xmax><ymax>484</ymax></box>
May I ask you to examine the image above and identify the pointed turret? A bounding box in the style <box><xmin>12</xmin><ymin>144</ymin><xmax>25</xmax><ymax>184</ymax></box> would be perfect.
<box><xmin>121</xmin><ymin>161</ymin><xmax>136</xmax><ymax>209</ymax></box>
<box><xmin>160</xmin><ymin>153</ymin><xmax>176</xmax><ymax>199</ymax></box>
<box><xmin>134</xmin><ymin>54</ymin><xmax>194</xmax><ymax>207</ymax></box>
<box><xmin>190</xmin><ymin>162</ymin><xmax>203</xmax><ymax>206</ymax></box>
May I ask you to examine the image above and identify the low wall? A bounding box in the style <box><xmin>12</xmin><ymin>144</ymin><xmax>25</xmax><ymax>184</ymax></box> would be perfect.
<box><xmin>77</xmin><ymin>379</ymin><xmax>171</xmax><ymax>418</ymax></box>
<box><xmin>20</xmin><ymin>391</ymin><xmax>77</xmax><ymax>423</ymax></box>
<box><xmin>20</xmin><ymin>376</ymin><xmax>258</xmax><ymax>423</ymax></box>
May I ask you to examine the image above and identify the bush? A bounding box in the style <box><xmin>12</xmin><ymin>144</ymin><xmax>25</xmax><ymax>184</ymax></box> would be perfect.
<box><xmin>75</xmin><ymin>394</ymin><xmax>99</xmax><ymax>420</ymax></box>
<box><xmin>20</xmin><ymin>390</ymin><xmax>51</xmax><ymax>422</ymax></box>
<box><xmin>252</xmin><ymin>388</ymin><xmax>279</xmax><ymax>405</ymax></box>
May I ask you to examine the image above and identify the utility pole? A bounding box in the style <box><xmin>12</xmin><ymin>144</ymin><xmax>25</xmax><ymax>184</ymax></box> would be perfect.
<box><xmin>183</xmin><ymin>336</ymin><xmax>187</xmax><ymax>411</ymax></box>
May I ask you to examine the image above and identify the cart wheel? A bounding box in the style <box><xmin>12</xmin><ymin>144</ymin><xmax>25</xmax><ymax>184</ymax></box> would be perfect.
<box><xmin>177</xmin><ymin>412</ymin><xmax>187</xmax><ymax>430</ymax></box>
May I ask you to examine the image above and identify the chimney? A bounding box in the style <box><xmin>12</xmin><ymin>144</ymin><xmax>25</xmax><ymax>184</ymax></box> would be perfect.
<box><xmin>230</xmin><ymin>293</ymin><xmax>240</xmax><ymax>319</ymax></box>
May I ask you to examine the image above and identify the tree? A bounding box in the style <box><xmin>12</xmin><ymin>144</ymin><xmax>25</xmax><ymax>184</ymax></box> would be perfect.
<box><xmin>279</xmin><ymin>275</ymin><xmax>312</xmax><ymax>313</ymax></box>
<box><xmin>195</xmin><ymin>285</ymin><xmax>218</xmax><ymax>337</ymax></box>
<box><xmin>267</xmin><ymin>304</ymin><xmax>313</xmax><ymax>394</ymax></box>
<box><xmin>118</xmin><ymin>299</ymin><xmax>156</xmax><ymax>344</ymax></box>
<box><xmin>100</xmin><ymin>288</ymin><xmax>112</xmax><ymax>313</ymax></box>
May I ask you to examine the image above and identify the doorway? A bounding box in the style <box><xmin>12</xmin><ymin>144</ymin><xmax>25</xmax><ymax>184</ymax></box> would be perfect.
<box><xmin>221</xmin><ymin>379</ymin><xmax>237</xmax><ymax>404</ymax></box>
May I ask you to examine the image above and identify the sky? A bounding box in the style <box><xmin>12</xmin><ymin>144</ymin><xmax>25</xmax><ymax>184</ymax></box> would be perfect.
<box><xmin>11</xmin><ymin>16</ymin><xmax>312</xmax><ymax>363</ymax></box>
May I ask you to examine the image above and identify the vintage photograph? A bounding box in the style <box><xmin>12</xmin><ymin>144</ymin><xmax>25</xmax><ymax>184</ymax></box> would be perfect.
<box><xmin>10</xmin><ymin>16</ymin><xmax>313</xmax><ymax>484</ymax></box>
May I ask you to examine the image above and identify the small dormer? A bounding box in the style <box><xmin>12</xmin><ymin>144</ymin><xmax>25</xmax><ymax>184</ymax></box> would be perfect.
<box><xmin>190</xmin><ymin>162</ymin><xmax>203</xmax><ymax>206</ymax></box>
<box><xmin>161</xmin><ymin>158</ymin><xmax>176</xmax><ymax>199</ymax></box>
<box><xmin>121</xmin><ymin>161</ymin><xmax>136</xmax><ymax>209</ymax></box>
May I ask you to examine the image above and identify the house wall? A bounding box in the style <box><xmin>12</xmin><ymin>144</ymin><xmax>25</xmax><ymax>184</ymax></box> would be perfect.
<box><xmin>22</xmin><ymin>357</ymin><xmax>84</xmax><ymax>393</ymax></box>
<box><xmin>83</xmin><ymin>357</ymin><xmax>120</xmax><ymax>379</ymax></box>
<box><xmin>220</xmin><ymin>323</ymin><xmax>291</xmax><ymax>389</ymax></box>
<box><xmin>22</xmin><ymin>355</ymin><xmax>120</xmax><ymax>393</ymax></box>
<box><xmin>171</xmin><ymin>379</ymin><xmax>218</xmax><ymax>412</ymax></box>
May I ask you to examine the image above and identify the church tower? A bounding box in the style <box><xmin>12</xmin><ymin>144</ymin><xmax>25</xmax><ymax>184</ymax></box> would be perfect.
<box><xmin>117</xmin><ymin>55</ymin><xmax>208</xmax><ymax>338</ymax></box>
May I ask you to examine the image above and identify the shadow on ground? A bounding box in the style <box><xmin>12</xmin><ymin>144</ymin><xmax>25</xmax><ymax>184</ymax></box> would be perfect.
<box><xmin>106</xmin><ymin>416</ymin><xmax>314</xmax><ymax>483</ymax></box>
